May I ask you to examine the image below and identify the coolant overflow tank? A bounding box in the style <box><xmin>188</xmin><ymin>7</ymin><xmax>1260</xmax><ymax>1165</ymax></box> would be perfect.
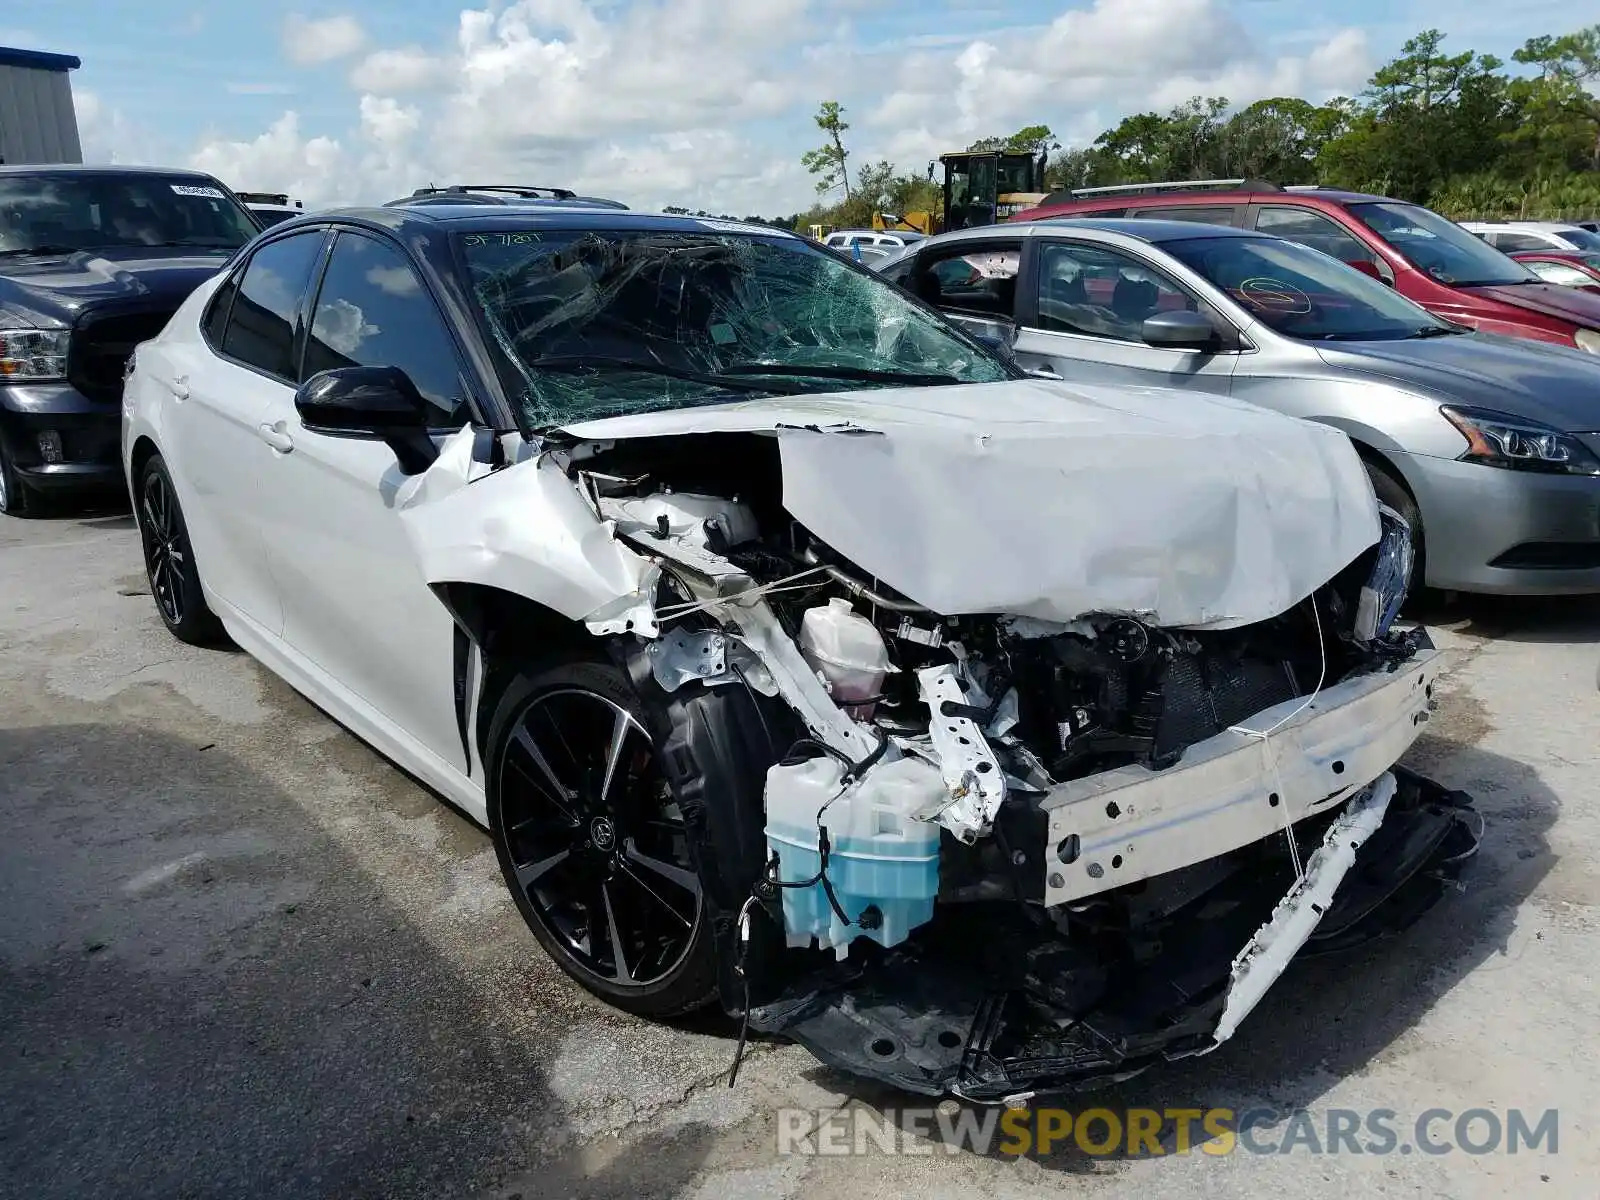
<box><xmin>797</xmin><ymin>597</ymin><xmax>890</xmax><ymax>719</ymax></box>
<box><xmin>764</xmin><ymin>754</ymin><xmax>942</xmax><ymax>960</ymax></box>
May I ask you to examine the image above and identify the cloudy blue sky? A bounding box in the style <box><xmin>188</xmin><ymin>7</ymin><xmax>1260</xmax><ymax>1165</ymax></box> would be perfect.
<box><xmin>0</xmin><ymin>0</ymin><xmax>1585</xmax><ymax>214</ymax></box>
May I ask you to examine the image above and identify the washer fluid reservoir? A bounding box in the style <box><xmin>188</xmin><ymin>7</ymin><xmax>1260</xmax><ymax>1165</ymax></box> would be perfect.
<box><xmin>763</xmin><ymin>753</ymin><xmax>942</xmax><ymax>959</ymax></box>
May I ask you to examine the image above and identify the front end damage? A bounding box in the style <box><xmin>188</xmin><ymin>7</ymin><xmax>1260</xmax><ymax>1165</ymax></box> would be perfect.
<box><xmin>405</xmin><ymin>407</ymin><xmax>1480</xmax><ymax>1099</ymax></box>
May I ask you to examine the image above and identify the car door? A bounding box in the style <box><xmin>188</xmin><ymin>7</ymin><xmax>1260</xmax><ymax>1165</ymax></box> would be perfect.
<box><xmin>254</xmin><ymin>226</ymin><xmax>479</xmax><ymax>776</ymax></box>
<box><xmin>1012</xmin><ymin>238</ymin><xmax>1242</xmax><ymax>393</ymax></box>
<box><xmin>166</xmin><ymin>227</ymin><xmax>330</xmax><ymax>635</ymax></box>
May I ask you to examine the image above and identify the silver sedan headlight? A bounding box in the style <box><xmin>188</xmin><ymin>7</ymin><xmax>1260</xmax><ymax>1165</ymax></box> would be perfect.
<box><xmin>1441</xmin><ymin>405</ymin><xmax>1600</xmax><ymax>476</ymax></box>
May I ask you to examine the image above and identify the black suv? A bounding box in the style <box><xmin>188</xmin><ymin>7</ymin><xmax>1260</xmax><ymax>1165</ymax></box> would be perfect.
<box><xmin>0</xmin><ymin>164</ymin><xmax>261</xmax><ymax>515</ymax></box>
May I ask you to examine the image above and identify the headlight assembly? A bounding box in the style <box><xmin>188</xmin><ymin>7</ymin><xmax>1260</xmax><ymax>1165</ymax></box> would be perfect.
<box><xmin>1440</xmin><ymin>405</ymin><xmax>1600</xmax><ymax>476</ymax></box>
<box><xmin>0</xmin><ymin>328</ymin><xmax>69</xmax><ymax>382</ymax></box>
<box><xmin>1574</xmin><ymin>328</ymin><xmax>1600</xmax><ymax>355</ymax></box>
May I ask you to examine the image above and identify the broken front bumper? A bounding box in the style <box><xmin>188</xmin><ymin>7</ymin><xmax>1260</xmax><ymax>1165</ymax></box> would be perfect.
<box><xmin>1041</xmin><ymin>647</ymin><xmax>1451</xmax><ymax>906</ymax></box>
<box><xmin>747</xmin><ymin>766</ymin><xmax>1478</xmax><ymax>1103</ymax></box>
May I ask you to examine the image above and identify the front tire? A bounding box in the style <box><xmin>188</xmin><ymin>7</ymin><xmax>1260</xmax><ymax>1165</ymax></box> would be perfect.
<box><xmin>1364</xmin><ymin>460</ymin><xmax>1425</xmax><ymax>598</ymax></box>
<box><xmin>136</xmin><ymin>453</ymin><xmax>224</xmax><ymax>645</ymax></box>
<box><xmin>0</xmin><ymin>438</ymin><xmax>43</xmax><ymax>518</ymax></box>
<box><xmin>486</xmin><ymin>660</ymin><xmax>719</xmax><ymax>1017</ymax></box>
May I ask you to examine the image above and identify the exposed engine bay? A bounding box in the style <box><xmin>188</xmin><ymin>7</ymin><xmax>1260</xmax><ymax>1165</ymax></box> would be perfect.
<box><xmin>538</xmin><ymin>428</ymin><xmax>1480</xmax><ymax>1101</ymax></box>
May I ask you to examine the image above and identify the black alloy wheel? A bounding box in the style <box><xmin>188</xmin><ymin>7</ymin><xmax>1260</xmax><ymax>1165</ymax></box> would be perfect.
<box><xmin>141</xmin><ymin>465</ymin><xmax>186</xmax><ymax>626</ymax></box>
<box><xmin>488</xmin><ymin>662</ymin><xmax>716</xmax><ymax>1015</ymax></box>
<box><xmin>136</xmin><ymin>454</ymin><xmax>223</xmax><ymax>645</ymax></box>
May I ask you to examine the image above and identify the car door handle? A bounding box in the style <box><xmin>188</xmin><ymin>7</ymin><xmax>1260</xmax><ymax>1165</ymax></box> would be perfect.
<box><xmin>1026</xmin><ymin>366</ymin><xmax>1062</xmax><ymax>380</ymax></box>
<box><xmin>256</xmin><ymin>422</ymin><xmax>294</xmax><ymax>454</ymax></box>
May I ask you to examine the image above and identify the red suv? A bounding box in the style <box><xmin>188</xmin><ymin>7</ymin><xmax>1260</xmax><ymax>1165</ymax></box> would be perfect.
<box><xmin>1019</xmin><ymin>183</ymin><xmax>1600</xmax><ymax>355</ymax></box>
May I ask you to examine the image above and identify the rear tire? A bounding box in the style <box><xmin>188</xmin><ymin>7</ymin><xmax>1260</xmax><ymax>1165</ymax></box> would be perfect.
<box><xmin>136</xmin><ymin>453</ymin><xmax>224</xmax><ymax>645</ymax></box>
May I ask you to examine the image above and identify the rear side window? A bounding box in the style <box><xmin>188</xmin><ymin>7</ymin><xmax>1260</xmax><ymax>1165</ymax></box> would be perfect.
<box><xmin>1133</xmin><ymin>205</ymin><xmax>1243</xmax><ymax>227</ymax></box>
<box><xmin>201</xmin><ymin>276</ymin><xmax>238</xmax><ymax>347</ymax></box>
<box><xmin>1254</xmin><ymin>206</ymin><xmax>1376</xmax><ymax>266</ymax></box>
<box><xmin>1490</xmin><ymin>231</ymin><xmax>1554</xmax><ymax>252</ymax></box>
<box><xmin>217</xmin><ymin>230</ymin><xmax>327</xmax><ymax>381</ymax></box>
<box><xmin>303</xmin><ymin>231</ymin><xmax>469</xmax><ymax>425</ymax></box>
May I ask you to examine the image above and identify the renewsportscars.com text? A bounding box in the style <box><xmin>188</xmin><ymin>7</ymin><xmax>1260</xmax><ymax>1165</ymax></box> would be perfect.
<box><xmin>776</xmin><ymin>1105</ymin><xmax>1559</xmax><ymax>1158</ymax></box>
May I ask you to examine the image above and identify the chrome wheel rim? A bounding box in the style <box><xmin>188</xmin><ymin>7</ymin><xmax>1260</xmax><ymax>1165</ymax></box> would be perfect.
<box><xmin>140</xmin><ymin>471</ymin><xmax>185</xmax><ymax>625</ymax></box>
<box><xmin>498</xmin><ymin>688</ymin><xmax>701</xmax><ymax>988</ymax></box>
<box><xmin>0</xmin><ymin>458</ymin><xmax>9</xmax><ymax>512</ymax></box>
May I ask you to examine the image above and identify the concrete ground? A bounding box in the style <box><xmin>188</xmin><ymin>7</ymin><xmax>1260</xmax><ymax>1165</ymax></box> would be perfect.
<box><xmin>1</xmin><ymin>505</ymin><xmax>1595</xmax><ymax>1199</ymax></box>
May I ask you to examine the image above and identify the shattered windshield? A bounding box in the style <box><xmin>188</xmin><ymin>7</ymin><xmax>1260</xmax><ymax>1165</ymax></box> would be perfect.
<box><xmin>457</xmin><ymin>228</ymin><xmax>1011</xmax><ymax>428</ymax></box>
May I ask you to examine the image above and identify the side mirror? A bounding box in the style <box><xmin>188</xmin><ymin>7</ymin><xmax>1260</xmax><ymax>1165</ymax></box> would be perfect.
<box><xmin>1140</xmin><ymin>309</ymin><xmax>1222</xmax><ymax>351</ymax></box>
<box><xmin>1346</xmin><ymin>259</ymin><xmax>1393</xmax><ymax>285</ymax></box>
<box><xmin>295</xmin><ymin>365</ymin><xmax>439</xmax><ymax>475</ymax></box>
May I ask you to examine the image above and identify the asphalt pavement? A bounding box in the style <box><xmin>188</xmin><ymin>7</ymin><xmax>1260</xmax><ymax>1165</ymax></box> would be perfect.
<box><xmin>1</xmin><ymin>505</ymin><xmax>1596</xmax><ymax>1198</ymax></box>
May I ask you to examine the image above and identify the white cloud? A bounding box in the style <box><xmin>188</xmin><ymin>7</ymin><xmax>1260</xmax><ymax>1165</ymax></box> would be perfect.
<box><xmin>188</xmin><ymin>112</ymin><xmax>354</xmax><ymax>204</ymax></box>
<box><xmin>282</xmin><ymin>13</ymin><xmax>368</xmax><ymax>66</ymax></box>
<box><xmin>872</xmin><ymin>0</ymin><xmax>1372</xmax><ymax>169</ymax></box>
<box><xmin>76</xmin><ymin>90</ymin><xmax>163</xmax><ymax>165</ymax></box>
<box><xmin>183</xmin><ymin>0</ymin><xmax>1378</xmax><ymax>216</ymax></box>
<box><xmin>349</xmin><ymin>47</ymin><xmax>447</xmax><ymax>93</ymax></box>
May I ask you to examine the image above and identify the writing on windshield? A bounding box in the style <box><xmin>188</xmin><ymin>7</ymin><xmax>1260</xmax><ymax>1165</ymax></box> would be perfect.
<box><xmin>1164</xmin><ymin>235</ymin><xmax>1450</xmax><ymax>341</ymax></box>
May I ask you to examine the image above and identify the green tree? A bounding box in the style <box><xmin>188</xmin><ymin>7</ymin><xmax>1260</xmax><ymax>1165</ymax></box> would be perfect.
<box><xmin>1318</xmin><ymin>30</ymin><xmax>1512</xmax><ymax>201</ymax></box>
<box><xmin>1215</xmin><ymin>97</ymin><xmax>1348</xmax><ymax>183</ymax></box>
<box><xmin>1514</xmin><ymin>28</ymin><xmax>1600</xmax><ymax>169</ymax></box>
<box><xmin>787</xmin><ymin>24</ymin><xmax>1600</xmax><ymax>229</ymax></box>
<box><xmin>801</xmin><ymin>101</ymin><xmax>852</xmax><ymax>199</ymax></box>
<box><xmin>968</xmin><ymin>124</ymin><xmax>1060</xmax><ymax>158</ymax></box>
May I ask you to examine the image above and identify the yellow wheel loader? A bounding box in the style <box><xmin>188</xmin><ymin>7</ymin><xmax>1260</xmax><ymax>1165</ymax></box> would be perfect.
<box><xmin>935</xmin><ymin>151</ymin><xmax>1050</xmax><ymax>231</ymax></box>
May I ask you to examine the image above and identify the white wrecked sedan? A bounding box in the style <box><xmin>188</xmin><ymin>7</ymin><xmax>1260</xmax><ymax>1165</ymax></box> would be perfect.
<box><xmin>122</xmin><ymin>207</ymin><xmax>1478</xmax><ymax>1101</ymax></box>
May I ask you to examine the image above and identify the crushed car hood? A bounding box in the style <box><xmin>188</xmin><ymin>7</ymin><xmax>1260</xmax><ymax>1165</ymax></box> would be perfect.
<box><xmin>559</xmin><ymin>378</ymin><xmax>1379</xmax><ymax>629</ymax></box>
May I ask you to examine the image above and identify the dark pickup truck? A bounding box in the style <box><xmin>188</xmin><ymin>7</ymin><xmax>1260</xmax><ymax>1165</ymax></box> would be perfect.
<box><xmin>0</xmin><ymin>165</ymin><xmax>260</xmax><ymax>516</ymax></box>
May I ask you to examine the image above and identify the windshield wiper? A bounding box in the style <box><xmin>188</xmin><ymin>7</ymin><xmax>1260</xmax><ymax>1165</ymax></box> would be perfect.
<box><xmin>0</xmin><ymin>244</ymin><xmax>81</xmax><ymax>257</ymax></box>
<box><xmin>525</xmin><ymin>354</ymin><xmax>806</xmax><ymax>395</ymax></box>
<box><xmin>145</xmin><ymin>239</ymin><xmax>243</xmax><ymax>249</ymax></box>
<box><xmin>1409</xmin><ymin>325</ymin><xmax>1463</xmax><ymax>338</ymax></box>
<box><xmin>720</xmin><ymin>362</ymin><xmax>964</xmax><ymax>386</ymax></box>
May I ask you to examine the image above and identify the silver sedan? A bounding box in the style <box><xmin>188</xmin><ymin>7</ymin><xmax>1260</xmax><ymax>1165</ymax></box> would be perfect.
<box><xmin>878</xmin><ymin>220</ymin><xmax>1600</xmax><ymax>595</ymax></box>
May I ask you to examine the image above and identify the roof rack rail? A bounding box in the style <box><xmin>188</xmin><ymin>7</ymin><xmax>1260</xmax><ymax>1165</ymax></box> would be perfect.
<box><xmin>1066</xmin><ymin>178</ymin><xmax>1282</xmax><ymax>200</ymax></box>
<box><xmin>409</xmin><ymin>184</ymin><xmax>578</xmax><ymax>200</ymax></box>
<box><xmin>237</xmin><ymin>191</ymin><xmax>299</xmax><ymax>207</ymax></box>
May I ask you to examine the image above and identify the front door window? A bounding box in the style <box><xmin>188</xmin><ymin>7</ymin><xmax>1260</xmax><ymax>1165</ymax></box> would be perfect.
<box><xmin>1035</xmin><ymin>242</ymin><xmax>1200</xmax><ymax>343</ymax></box>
